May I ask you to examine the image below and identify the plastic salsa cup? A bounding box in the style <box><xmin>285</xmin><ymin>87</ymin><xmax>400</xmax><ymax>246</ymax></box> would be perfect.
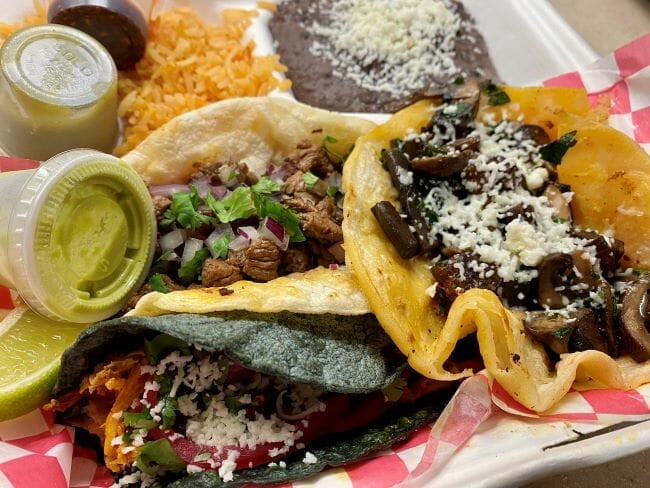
<box><xmin>0</xmin><ymin>149</ymin><xmax>155</xmax><ymax>323</ymax></box>
<box><xmin>0</xmin><ymin>24</ymin><xmax>118</xmax><ymax>160</ymax></box>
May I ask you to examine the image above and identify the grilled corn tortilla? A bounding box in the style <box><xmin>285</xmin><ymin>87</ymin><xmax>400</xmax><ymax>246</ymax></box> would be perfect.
<box><xmin>121</xmin><ymin>97</ymin><xmax>375</xmax><ymax>316</ymax></box>
<box><xmin>342</xmin><ymin>87</ymin><xmax>650</xmax><ymax>412</ymax></box>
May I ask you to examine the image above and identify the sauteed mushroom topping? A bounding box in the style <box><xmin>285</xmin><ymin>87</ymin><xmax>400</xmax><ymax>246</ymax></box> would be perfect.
<box><xmin>372</xmin><ymin>82</ymin><xmax>646</xmax><ymax>362</ymax></box>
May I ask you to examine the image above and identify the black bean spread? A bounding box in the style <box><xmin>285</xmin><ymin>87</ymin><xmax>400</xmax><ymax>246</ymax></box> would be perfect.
<box><xmin>270</xmin><ymin>0</ymin><xmax>498</xmax><ymax>112</ymax></box>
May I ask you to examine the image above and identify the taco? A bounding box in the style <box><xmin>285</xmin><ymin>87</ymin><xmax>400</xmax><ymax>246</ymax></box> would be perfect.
<box><xmin>342</xmin><ymin>81</ymin><xmax>650</xmax><ymax>412</ymax></box>
<box><xmin>45</xmin><ymin>313</ymin><xmax>451</xmax><ymax>486</ymax></box>
<box><xmin>118</xmin><ymin>96</ymin><xmax>375</xmax><ymax>316</ymax></box>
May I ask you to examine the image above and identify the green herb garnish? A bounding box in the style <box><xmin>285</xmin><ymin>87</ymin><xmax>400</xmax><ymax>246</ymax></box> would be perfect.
<box><xmin>161</xmin><ymin>187</ymin><xmax>212</xmax><ymax>229</ymax></box>
<box><xmin>417</xmin><ymin>201</ymin><xmax>438</xmax><ymax>223</ymax></box>
<box><xmin>553</xmin><ymin>326</ymin><xmax>573</xmax><ymax>340</ymax></box>
<box><xmin>225</xmin><ymin>396</ymin><xmax>245</xmax><ymax>415</ymax></box>
<box><xmin>481</xmin><ymin>82</ymin><xmax>510</xmax><ymax>106</ymax></box>
<box><xmin>123</xmin><ymin>409</ymin><xmax>157</xmax><ymax>430</ymax></box>
<box><xmin>136</xmin><ymin>439</ymin><xmax>186</xmax><ymax>475</ymax></box>
<box><xmin>144</xmin><ymin>334</ymin><xmax>191</xmax><ymax>364</ymax></box>
<box><xmin>252</xmin><ymin>176</ymin><xmax>281</xmax><ymax>195</ymax></box>
<box><xmin>303</xmin><ymin>171</ymin><xmax>319</xmax><ymax>191</ymax></box>
<box><xmin>148</xmin><ymin>273</ymin><xmax>170</xmax><ymax>294</ymax></box>
<box><xmin>178</xmin><ymin>248</ymin><xmax>211</xmax><ymax>281</ymax></box>
<box><xmin>254</xmin><ymin>194</ymin><xmax>305</xmax><ymax>243</ymax></box>
<box><xmin>204</xmin><ymin>187</ymin><xmax>256</xmax><ymax>224</ymax></box>
<box><xmin>423</xmin><ymin>144</ymin><xmax>447</xmax><ymax>156</ymax></box>
<box><xmin>453</xmin><ymin>75</ymin><xmax>465</xmax><ymax>85</ymax></box>
<box><xmin>210</xmin><ymin>234</ymin><xmax>232</xmax><ymax>259</ymax></box>
<box><xmin>160</xmin><ymin>395</ymin><xmax>178</xmax><ymax>429</ymax></box>
<box><xmin>326</xmin><ymin>186</ymin><xmax>339</xmax><ymax>198</ymax></box>
<box><xmin>539</xmin><ymin>131</ymin><xmax>577</xmax><ymax>165</ymax></box>
<box><xmin>443</xmin><ymin>100</ymin><xmax>471</xmax><ymax>118</ymax></box>
<box><xmin>193</xmin><ymin>452</ymin><xmax>212</xmax><ymax>463</ymax></box>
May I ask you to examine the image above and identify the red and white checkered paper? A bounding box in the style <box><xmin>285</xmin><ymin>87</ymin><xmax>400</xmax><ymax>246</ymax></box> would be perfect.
<box><xmin>2</xmin><ymin>33</ymin><xmax>650</xmax><ymax>488</ymax></box>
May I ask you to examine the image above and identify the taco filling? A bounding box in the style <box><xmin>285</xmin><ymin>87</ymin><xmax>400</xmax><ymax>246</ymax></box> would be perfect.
<box><xmin>46</xmin><ymin>330</ymin><xmax>446</xmax><ymax>486</ymax></box>
<box><xmin>370</xmin><ymin>82</ymin><xmax>648</xmax><ymax>362</ymax></box>
<box><xmin>126</xmin><ymin>138</ymin><xmax>349</xmax><ymax>310</ymax></box>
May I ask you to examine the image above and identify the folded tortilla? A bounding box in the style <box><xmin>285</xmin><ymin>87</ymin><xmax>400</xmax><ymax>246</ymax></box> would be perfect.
<box><xmin>120</xmin><ymin>97</ymin><xmax>375</xmax><ymax>317</ymax></box>
<box><xmin>342</xmin><ymin>88</ymin><xmax>650</xmax><ymax>412</ymax></box>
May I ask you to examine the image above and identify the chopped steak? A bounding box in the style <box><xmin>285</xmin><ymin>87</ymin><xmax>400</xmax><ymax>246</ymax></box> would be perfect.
<box><xmin>243</xmin><ymin>238</ymin><xmax>281</xmax><ymax>281</ymax></box>
<box><xmin>202</xmin><ymin>258</ymin><xmax>244</xmax><ymax>288</ymax></box>
<box><xmin>303</xmin><ymin>211</ymin><xmax>343</xmax><ymax>244</ymax></box>
<box><xmin>295</xmin><ymin>144</ymin><xmax>336</xmax><ymax>176</ymax></box>
<box><xmin>431</xmin><ymin>252</ymin><xmax>502</xmax><ymax>305</ymax></box>
<box><xmin>282</xmin><ymin>246</ymin><xmax>313</xmax><ymax>274</ymax></box>
<box><xmin>152</xmin><ymin>195</ymin><xmax>172</xmax><ymax>218</ymax></box>
<box><xmin>282</xmin><ymin>170</ymin><xmax>307</xmax><ymax>194</ymax></box>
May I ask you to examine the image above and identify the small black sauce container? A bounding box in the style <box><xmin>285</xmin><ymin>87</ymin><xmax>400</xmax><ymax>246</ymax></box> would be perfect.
<box><xmin>47</xmin><ymin>0</ymin><xmax>152</xmax><ymax>70</ymax></box>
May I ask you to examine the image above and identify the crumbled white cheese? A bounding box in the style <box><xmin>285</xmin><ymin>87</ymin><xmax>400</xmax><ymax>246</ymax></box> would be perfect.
<box><xmin>218</xmin><ymin>450</ymin><xmax>240</xmax><ymax>482</ymax></box>
<box><xmin>307</xmin><ymin>0</ymin><xmax>466</xmax><ymax>97</ymax></box>
<box><xmin>303</xmin><ymin>452</ymin><xmax>318</xmax><ymax>464</ymax></box>
<box><xmin>525</xmin><ymin>167</ymin><xmax>549</xmax><ymax>191</ymax></box>
<box><xmin>396</xmin><ymin>165</ymin><xmax>414</xmax><ymax>185</ymax></box>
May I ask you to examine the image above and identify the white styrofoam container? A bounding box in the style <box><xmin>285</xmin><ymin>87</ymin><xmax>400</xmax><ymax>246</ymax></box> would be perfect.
<box><xmin>1</xmin><ymin>2</ymin><xmax>645</xmax><ymax>487</ymax></box>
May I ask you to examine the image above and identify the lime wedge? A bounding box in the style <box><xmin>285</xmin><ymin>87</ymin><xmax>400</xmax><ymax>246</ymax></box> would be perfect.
<box><xmin>0</xmin><ymin>306</ymin><xmax>89</xmax><ymax>421</ymax></box>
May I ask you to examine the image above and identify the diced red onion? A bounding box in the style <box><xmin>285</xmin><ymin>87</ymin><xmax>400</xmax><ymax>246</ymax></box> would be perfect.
<box><xmin>258</xmin><ymin>217</ymin><xmax>289</xmax><ymax>251</ymax></box>
<box><xmin>329</xmin><ymin>263</ymin><xmax>339</xmax><ymax>270</ymax></box>
<box><xmin>205</xmin><ymin>225</ymin><xmax>235</xmax><ymax>257</ymax></box>
<box><xmin>237</xmin><ymin>226</ymin><xmax>259</xmax><ymax>242</ymax></box>
<box><xmin>228</xmin><ymin>235</ymin><xmax>250</xmax><ymax>251</ymax></box>
<box><xmin>159</xmin><ymin>229</ymin><xmax>187</xmax><ymax>252</ymax></box>
<box><xmin>150</xmin><ymin>184</ymin><xmax>190</xmax><ymax>197</ymax></box>
<box><xmin>181</xmin><ymin>238</ymin><xmax>204</xmax><ymax>265</ymax></box>
<box><xmin>327</xmin><ymin>242</ymin><xmax>345</xmax><ymax>263</ymax></box>
<box><xmin>267</xmin><ymin>165</ymin><xmax>289</xmax><ymax>182</ymax></box>
<box><xmin>192</xmin><ymin>178</ymin><xmax>211</xmax><ymax>198</ymax></box>
<box><xmin>211</xmin><ymin>185</ymin><xmax>228</xmax><ymax>199</ymax></box>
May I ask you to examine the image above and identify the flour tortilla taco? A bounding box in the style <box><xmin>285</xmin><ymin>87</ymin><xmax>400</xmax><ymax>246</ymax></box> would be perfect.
<box><xmin>117</xmin><ymin>96</ymin><xmax>375</xmax><ymax>317</ymax></box>
<box><xmin>342</xmin><ymin>81</ymin><xmax>650</xmax><ymax>412</ymax></box>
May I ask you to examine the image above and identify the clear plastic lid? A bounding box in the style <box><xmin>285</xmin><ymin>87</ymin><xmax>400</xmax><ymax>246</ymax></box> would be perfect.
<box><xmin>6</xmin><ymin>149</ymin><xmax>155</xmax><ymax>322</ymax></box>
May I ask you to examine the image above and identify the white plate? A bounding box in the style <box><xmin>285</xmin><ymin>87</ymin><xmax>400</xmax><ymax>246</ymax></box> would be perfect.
<box><xmin>2</xmin><ymin>2</ymin><xmax>643</xmax><ymax>488</ymax></box>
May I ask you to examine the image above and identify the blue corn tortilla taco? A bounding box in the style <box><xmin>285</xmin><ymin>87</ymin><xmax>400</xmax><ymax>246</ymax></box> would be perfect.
<box><xmin>45</xmin><ymin>312</ymin><xmax>453</xmax><ymax>486</ymax></box>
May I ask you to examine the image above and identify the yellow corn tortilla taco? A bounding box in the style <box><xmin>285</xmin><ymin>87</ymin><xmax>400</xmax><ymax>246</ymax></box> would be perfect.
<box><xmin>119</xmin><ymin>97</ymin><xmax>375</xmax><ymax>317</ymax></box>
<box><xmin>342</xmin><ymin>85</ymin><xmax>650</xmax><ymax>412</ymax></box>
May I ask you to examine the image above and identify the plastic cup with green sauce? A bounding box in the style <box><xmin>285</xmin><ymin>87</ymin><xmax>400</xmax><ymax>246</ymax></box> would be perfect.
<box><xmin>0</xmin><ymin>149</ymin><xmax>155</xmax><ymax>323</ymax></box>
<box><xmin>0</xmin><ymin>24</ymin><xmax>118</xmax><ymax>160</ymax></box>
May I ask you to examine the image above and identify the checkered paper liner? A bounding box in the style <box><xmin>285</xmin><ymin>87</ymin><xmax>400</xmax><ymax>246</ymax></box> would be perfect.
<box><xmin>2</xmin><ymin>33</ymin><xmax>650</xmax><ymax>488</ymax></box>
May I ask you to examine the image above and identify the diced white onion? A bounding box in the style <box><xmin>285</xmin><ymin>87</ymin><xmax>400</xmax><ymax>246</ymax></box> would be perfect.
<box><xmin>228</xmin><ymin>236</ymin><xmax>250</xmax><ymax>251</ymax></box>
<box><xmin>181</xmin><ymin>238</ymin><xmax>204</xmax><ymax>265</ymax></box>
<box><xmin>160</xmin><ymin>229</ymin><xmax>187</xmax><ymax>252</ymax></box>
<box><xmin>237</xmin><ymin>226</ymin><xmax>259</xmax><ymax>242</ymax></box>
<box><xmin>205</xmin><ymin>225</ymin><xmax>235</xmax><ymax>257</ymax></box>
<box><xmin>258</xmin><ymin>217</ymin><xmax>289</xmax><ymax>251</ymax></box>
<box><xmin>326</xmin><ymin>172</ymin><xmax>342</xmax><ymax>188</ymax></box>
<box><xmin>192</xmin><ymin>179</ymin><xmax>211</xmax><ymax>198</ymax></box>
<box><xmin>219</xmin><ymin>166</ymin><xmax>237</xmax><ymax>187</ymax></box>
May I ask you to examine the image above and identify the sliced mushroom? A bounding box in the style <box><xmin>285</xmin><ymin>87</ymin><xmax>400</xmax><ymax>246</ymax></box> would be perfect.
<box><xmin>543</xmin><ymin>184</ymin><xmax>572</xmax><ymax>221</ymax></box>
<box><xmin>410</xmin><ymin>136</ymin><xmax>479</xmax><ymax>177</ymax></box>
<box><xmin>516</xmin><ymin>124</ymin><xmax>551</xmax><ymax>146</ymax></box>
<box><xmin>371</xmin><ymin>201</ymin><xmax>419</xmax><ymax>259</ymax></box>
<box><xmin>572</xmin><ymin>230</ymin><xmax>617</xmax><ymax>277</ymax></box>
<box><xmin>569</xmin><ymin>250</ymin><xmax>597</xmax><ymax>290</ymax></box>
<box><xmin>620</xmin><ymin>278</ymin><xmax>650</xmax><ymax>362</ymax></box>
<box><xmin>429</xmin><ymin>94</ymin><xmax>480</xmax><ymax>138</ymax></box>
<box><xmin>537</xmin><ymin>253</ymin><xmax>574</xmax><ymax>308</ymax></box>
<box><xmin>525</xmin><ymin>309</ymin><xmax>607</xmax><ymax>355</ymax></box>
<box><xmin>598</xmin><ymin>280</ymin><xmax>620</xmax><ymax>357</ymax></box>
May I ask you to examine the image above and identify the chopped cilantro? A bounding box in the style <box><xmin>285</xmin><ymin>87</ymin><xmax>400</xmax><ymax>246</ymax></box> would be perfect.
<box><xmin>323</xmin><ymin>134</ymin><xmax>338</xmax><ymax>145</ymax></box>
<box><xmin>417</xmin><ymin>201</ymin><xmax>438</xmax><ymax>223</ymax></box>
<box><xmin>210</xmin><ymin>234</ymin><xmax>232</xmax><ymax>259</ymax></box>
<box><xmin>225</xmin><ymin>396</ymin><xmax>245</xmax><ymax>415</ymax></box>
<box><xmin>553</xmin><ymin>326</ymin><xmax>572</xmax><ymax>340</ymax></box>
<box><xmin>326</xmin><ymin>186</ymin><xmax>339</xmax><ymax>198</ymax></box>
<box><xmin>148</xmin><ymin>273</ymin><xmax>169</xmax><ymax>294</ymax></box>
<box><xmin>204</xmin><ymin>187</ymin><xmax>256</xmax><ymax>224</ymax></box>
<box><xmin>136</xmin><ymin>439</ymin><xmax>186</xmax><ymax>475</ymax></box>
<box><xmin>160</xmin><ymin>395</ymin><xmax>178</xmax><ymax>429</ymax></box>
<box><xmin>253</xmin><ymin>193</ymin><xmax>306</xmax><ymax>243</ymax></box>
<box><xmin>144</xmin><ymin>334</ymin><xmax>191</xmax><ymax>364</ymax></box>
<box><xmin>480</xmin><ymin>82</ymin><xmax>511</xmax><ymax>106</ymax></box>
<box><xmin>453</xmin><ymin>75</ymin><xmax>465</xmax><ymax>85</ymax></box>
<box><xmin>123</xmin><ymin>409</ymin><xmax>157</xmax><ymax>430</ymax></box>
<box><xmin>303</xmin><ymin>171</ymin><xmax>320</xmax><ymax>191</ymax></box>
<box><xmin>193</xmin><ymin>452</ymin><xmax>212</xmax><ymax>463</ymax></box>
<box><xmin>122</xmin><ymin>430</ymin><xmax>133</xmax><ymax>444</ymax></box>
<box><xmin>539</xmin><ymin>131</ymin><xmax>577</xmax><ymax>165</ymax></box>
<box><xmin>322</xmin><ymin>134</ymin><xmax>344</xmax><ymax>161</ymax></box>
<box><xmin>156</xmin><ymin>250</ymin><xmax>173</xmax><ymax>263</ymax></box>
<box><xmin>162</xmin><ymin>188</ymin><xmax>212</xmax><ymax>229</ymax></box>
<box><xmin>251</xmin><ymin>176</ymin><xmax>281</xmax><ymax>195</ymax></box>
<box><xmin>423</xmin><ymin>144</ymin><xmax>447</xmax><ymax>156</ymax></box>
<box><xmin>390</xmin><ymin>138</ymin><xmax>404</xmax><ymax>151</ymax></box>
<box><xmin>382</xmin><ymin>377</ymin><xmax>407</xmax><ymax>402</ymax></box>
<box><xmin>178</xmin><ymin>247</ymin><xmax>211</xmax><ymax>281</ymax></box>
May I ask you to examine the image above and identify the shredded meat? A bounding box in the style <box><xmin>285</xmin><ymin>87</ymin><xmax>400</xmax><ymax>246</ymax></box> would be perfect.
<box><xmin>202</xmin><ymin>258</ymin><xmax>244</xmax><ymax>287</ymax></box>
<box><xmin>152</xmin><ymin>195</ymin><xmax>172</xmax><ymax>218</ymax></box>
<box><xmin>226</xmin><ymin>248</ymin><xmax>247</xmax><ymax>269</ymax></box>
<box><xmin>281</xmin><ymin>247</ymin><xmax>313</xmax><ymax>274</ymax></box>
<box><xmin>292</xmin><ymin>140</ymin><xmax>336</xmax><ymax>177</ymax></box>
<box><xmin>282</xmin><ymin>170</ymin><xmax>307</xmax><ymax>194</ymax></box>
<box><xmin>243</xmin><ymin>238</ymin><xmax>281</xmax><ymax>281</ymax></box>
<box><xmin>431</xmin><ymin>252</ymin><xmax>502</xmax><ymax>306</ymax></box>
<box><xmin>122</xmin><ymin>274</ymin><xmax>183</xmax><ymax>312</ymax></box>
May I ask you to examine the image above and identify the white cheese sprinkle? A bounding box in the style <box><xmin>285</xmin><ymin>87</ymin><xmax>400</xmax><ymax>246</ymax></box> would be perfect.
<box><xmin>303</xmin><ymin>451</ymin><xmax>318</xmax><ymax>464</ymax></box>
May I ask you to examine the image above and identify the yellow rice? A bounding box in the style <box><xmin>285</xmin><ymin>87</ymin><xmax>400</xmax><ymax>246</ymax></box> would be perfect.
<box><xmin>0</xmin><ymin>3</ymin><xmax>291</xmax><ymax>157</ymax></box>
